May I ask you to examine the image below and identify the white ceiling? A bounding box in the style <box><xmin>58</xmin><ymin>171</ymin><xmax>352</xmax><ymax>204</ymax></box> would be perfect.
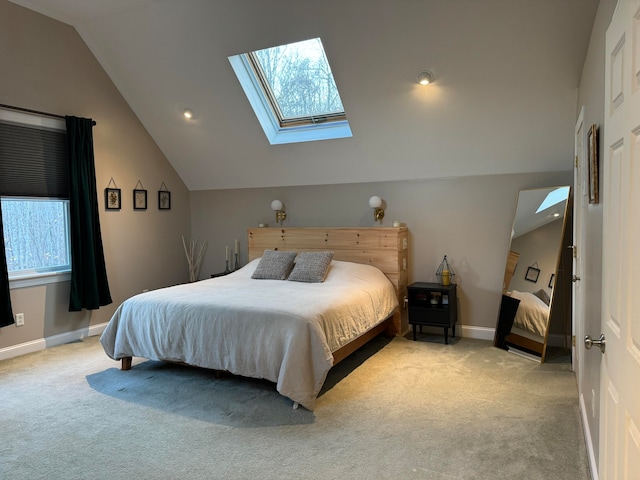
<box><xmin>9</xmin><ymin>0</ymin><xmax>599</xmax><ymax>191</ymax></box>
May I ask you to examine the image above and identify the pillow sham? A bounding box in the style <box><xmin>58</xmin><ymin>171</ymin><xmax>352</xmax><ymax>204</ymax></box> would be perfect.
<box><xmin>288</xmin><ymin>251</ymin><xmax>334</xmax><ymax>283</ymax></box>
<box><xmin>251</xmin><ymin>250</ymin><xmax>297</xmax><ymax>280</ymax></box>
<box><xmin>533</xmin><ymin>288</ymin><xmax>551</xmax><ymax>306</ymax></box>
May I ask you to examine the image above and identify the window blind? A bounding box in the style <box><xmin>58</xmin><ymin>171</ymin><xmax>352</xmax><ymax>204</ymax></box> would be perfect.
<box><xmin>0</xmin><ymin>120</ymin><xmax>69</xmax><ymax>198</ymax></box>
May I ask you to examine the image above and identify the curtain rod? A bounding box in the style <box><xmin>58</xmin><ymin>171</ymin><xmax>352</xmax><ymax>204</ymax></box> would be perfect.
<box><xmin>0</xmin><ymin>103</ymin><xmax>97</xmax><ymax>126</ymax></box>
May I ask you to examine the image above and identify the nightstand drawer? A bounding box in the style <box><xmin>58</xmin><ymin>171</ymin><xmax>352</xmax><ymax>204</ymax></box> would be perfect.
<box><xmin>408</xmin><ymin>307</ymin><xmax>450</xmax><ymax>326</ymax></box>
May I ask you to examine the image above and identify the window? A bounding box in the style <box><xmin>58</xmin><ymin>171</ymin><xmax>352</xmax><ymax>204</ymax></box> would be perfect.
<box><xmin>0</xmin><ymin>109</ymin><xmax>70</xmax><ymax>287</ymax></box>
<box><xmin>1</xmin><ymin>197</ymin><xmax>71</xmax><ymax>278</ymax></box>
<box><xmin>229</xmin><ymin>37</ymin><xmax>352</xmax><ymax>145</ymax></box>
<box><xmin>535</xmin><ymin>186</ymin><xmax>570</xmax><ymax>214</ymax></box>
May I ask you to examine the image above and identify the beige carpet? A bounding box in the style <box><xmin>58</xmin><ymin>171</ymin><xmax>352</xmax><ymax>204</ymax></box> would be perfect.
<box><xmin>0</xmin><ymin>334</ymin><xmax>590</xmax><ymax>479</ymax></box>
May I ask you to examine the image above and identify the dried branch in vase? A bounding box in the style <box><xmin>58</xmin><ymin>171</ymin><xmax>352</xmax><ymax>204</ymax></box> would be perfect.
<box><xmin>182</xmin><ymin>236</ymin><xmax>208</xmax><ymax>282</ymax></box>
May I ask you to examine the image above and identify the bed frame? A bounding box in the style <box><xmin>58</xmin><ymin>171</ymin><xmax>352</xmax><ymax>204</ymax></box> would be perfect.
<box><xmin>120</xmin><ymin>226</ymin><xmax>409</xmax><ymax>371</ymax></box>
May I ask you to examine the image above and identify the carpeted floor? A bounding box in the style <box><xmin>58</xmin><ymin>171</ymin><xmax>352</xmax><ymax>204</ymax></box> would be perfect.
<box><xmin>0</xmin><ymin>334</ymin><xmax>590</xmax><ymax>479</ymax></box>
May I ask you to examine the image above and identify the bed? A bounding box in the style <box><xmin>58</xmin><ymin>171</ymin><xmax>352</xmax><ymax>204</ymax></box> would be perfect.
<box><xmin>502</xmin><ymin>289</ymin><xmax>552</xmax><ymax>360</ymax></box>
<box><xmin>100</xmin><ymin>227</ymin><xmax>408</xmax><ymax>410</ymax></box>
<box><xmin>507</xmin><ymin>289</ymin><xmax>550</xmax><ymax>337</ymax></box>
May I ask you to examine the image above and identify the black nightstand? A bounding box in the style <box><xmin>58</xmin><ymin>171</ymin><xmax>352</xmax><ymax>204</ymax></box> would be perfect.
<box><xmin>407</xmin><ymin>282</ymin><xmax>458</xmax><ymax>344</ymax></box>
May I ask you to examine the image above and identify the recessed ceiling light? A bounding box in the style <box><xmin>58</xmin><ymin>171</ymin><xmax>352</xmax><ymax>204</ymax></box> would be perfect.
<box><xmin>183</xmin><ymin>109</ymin><xmax>193</xmax><ymax>119</ymax></box>
<box><xmin>417</xmin><ymin>71</ymin><xmax>434</xmax><ymax>85</ymax></box>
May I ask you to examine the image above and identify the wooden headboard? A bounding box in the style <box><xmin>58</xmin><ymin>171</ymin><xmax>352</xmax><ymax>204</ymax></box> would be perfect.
<box><xmin>247</xmin><ymin>227</ymin><xmax>409</xmax><ymax>335</ymax></box>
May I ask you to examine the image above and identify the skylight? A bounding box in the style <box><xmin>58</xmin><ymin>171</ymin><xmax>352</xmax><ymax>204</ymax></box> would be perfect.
<box><xmin>536</xmin><ymin>186</ymin><xmax>570</xmax><ymax>213</ymax></box>
<box><xmin>229</xmin><ymin>38</ymin><xmax>352</xmax><ymax>145</ymax></box>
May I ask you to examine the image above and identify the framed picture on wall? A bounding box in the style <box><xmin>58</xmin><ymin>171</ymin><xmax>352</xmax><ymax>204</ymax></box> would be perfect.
<box><xmin>588</xmin><ymin>124</ymin><xmax>599</xmax><ymax>204</ymax></box>
<box><xmin>105</xmin><ymin>188</ymin><xmax>121</xmax><ymax>210</ymax></box>
<box><xmin>134</xmin><ymin>189</ymin><xmax>147</xmax><ymax>210</ymax></box>
<box><xmin>525</xmin><ymin>266</ymin><xmax>540</xmax><ymax>283</ymax></box>
<box><xmin>158</xmin><ymin>190</ymin><xmax>171</xmax><ymax>210</ymax></box>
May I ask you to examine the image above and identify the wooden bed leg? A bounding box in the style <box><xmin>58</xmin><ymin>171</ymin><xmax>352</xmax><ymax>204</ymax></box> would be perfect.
<box><xmin>121</xmin><ymin>357</ymin><xmax>132</xmax><ymax>371</ymax></box>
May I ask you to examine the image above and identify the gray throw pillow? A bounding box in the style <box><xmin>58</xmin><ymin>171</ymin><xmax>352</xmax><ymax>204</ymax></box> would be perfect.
<box><xmin>533</xmin><ymin>289</ymin><xmax>551</xmax><ymax>306</ymax></box>
<box><xmin>251</xmin><ymin>250</ymin><xmax>297</xmax><ymax>280</ymax></box>
<box><xmin>288</xmin><ymin>251</ymin><xmax>334</xmax><ymax>283</ymax></box>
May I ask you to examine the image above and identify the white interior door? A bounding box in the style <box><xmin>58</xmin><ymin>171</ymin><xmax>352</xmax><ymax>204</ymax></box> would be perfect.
<box><xmin>600</xmin><ymin>0</ymin><xmax>640</xmax><ymax>477</ymax></box>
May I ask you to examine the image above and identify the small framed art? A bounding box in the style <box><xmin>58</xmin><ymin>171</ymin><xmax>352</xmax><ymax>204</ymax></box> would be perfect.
<box><xmin>588</xmin><ymin>124</ymin><xmax>599</xmax><ymax>204</ymax></box>
<box><xmin>159</xmin><ymin>190</ymin><xmax>171</xmax><ymax>210</ymax></box>
<box><xmin>134</xmin><ymin>189</ymin><xmax>147</xmax><ymax>210</ymax></box>
<box><xmin>525</xmin><ymin>266</ymin><xmax>540</xmax><ymax>283</ymax></box>
<box><xmin>105</xmin><ymin>188</ymin><xmax>121</xmax><ymax>210</ymax></box>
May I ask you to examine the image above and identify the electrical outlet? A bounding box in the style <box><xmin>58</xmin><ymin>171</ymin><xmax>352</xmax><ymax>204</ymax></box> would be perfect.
<box><xmin>15</xmin><ymin>313</ymin><xmax>24</xmax><ymax>327</ymax></box>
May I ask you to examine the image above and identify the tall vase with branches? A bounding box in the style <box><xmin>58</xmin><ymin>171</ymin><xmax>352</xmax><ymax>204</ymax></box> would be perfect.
<box><xmin>182</xmin><ymin>236</ymin><xmax>208</xmax><ymax>282</ymax></box>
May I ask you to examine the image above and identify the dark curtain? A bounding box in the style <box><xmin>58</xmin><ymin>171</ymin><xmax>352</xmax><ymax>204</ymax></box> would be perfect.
<box><xmin>0</xmin><ymin>204</ymin><xmax>14</xmax><ymax>327</ymax></box>
<box><xmin>66</xmin><ymin>116</ymin><xmax>112</xmax><ymax>311</ymax></box>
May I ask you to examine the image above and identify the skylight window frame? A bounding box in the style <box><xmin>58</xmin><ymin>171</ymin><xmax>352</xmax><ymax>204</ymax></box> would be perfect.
<box><xmin>228</xmin><ymin>42</ymin><xmax>352</xmax><ymax>145</ymax></box>
<box><xmin>246</xmin><ymin>51</ymin><xmax>347</xmax><ymax>128</ymax></box>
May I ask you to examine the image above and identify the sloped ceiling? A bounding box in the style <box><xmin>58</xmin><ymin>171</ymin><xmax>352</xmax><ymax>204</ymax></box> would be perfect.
<box><xmin>9</xmin><ymin>0</ymin><xmax>598</xmax><ymax>191</ymax></box>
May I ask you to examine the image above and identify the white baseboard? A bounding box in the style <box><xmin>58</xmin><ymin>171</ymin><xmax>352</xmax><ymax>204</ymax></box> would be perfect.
<box><xmin>0</xmin><ymin>322</ymin><xmax>108</xmax><ymax>361</ymax></box>
<box><xmin>579</xmin><ymin>393</ymin><xmax>600</xmax><ymax>480</ymax></box>
<box><xmin>460</xmin><ymin>325</ymin><xmax>495</xmax><ymax>341</ymax></box>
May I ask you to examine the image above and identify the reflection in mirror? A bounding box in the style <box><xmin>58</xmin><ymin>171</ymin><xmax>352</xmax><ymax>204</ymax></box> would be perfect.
<box><xmin>494</xmin><ymin>186</ymin><xmax>573</xmax><ymax>363</ymax></box>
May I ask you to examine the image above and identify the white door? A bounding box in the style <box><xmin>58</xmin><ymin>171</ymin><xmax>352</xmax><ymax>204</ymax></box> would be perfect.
<box><xmin>600</xmin><ymin>0</ymin><xmax>640</xmax><ymax>477</ymax></box>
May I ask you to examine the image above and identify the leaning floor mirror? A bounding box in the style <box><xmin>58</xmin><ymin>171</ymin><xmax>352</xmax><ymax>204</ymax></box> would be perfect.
<box><xmin>494</xmin><ymin>186</ymin><xmax>573</xmax><ymax>363</ymax></box>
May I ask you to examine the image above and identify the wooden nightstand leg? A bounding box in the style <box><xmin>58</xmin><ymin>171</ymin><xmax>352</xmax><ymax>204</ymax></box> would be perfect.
<box><xmin>452</xmin><ymin>324</ymin><xmax>456</xmax><ymax>338</ymax></box>
<box><xmin>412</xmin><ymin>324</ymin><xmax>417</xmax><ymax>341</ymax></box>
<box><xmin>444</xmin><ymin>328</ymin><xmax>449</xmax><ymax>345</ymax></box>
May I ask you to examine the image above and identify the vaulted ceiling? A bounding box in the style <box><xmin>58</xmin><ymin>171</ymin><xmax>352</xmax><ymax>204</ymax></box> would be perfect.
<box><xmin>9</xmin><ymin>0</ymin><xmax>599</xmax><ymax>191</ymax></box>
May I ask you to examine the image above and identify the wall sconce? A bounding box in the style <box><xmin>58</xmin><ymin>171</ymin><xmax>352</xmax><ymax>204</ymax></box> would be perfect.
<box><xmin>369</xmin><ymin>195</ymin><xmax>385</xmax><ymax>224</ymax></box>
<box><xmin>416</xmin><ymin>70</ymin><xmax>434</xmax><ymax>85</ymax></box>
<box><xmin>271</xmin><ymin>199</ymin><xmax>286</xmax><ymax>225</ymax></box>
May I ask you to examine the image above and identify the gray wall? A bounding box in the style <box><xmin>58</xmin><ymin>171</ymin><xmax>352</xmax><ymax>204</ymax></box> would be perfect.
<box><xmin>509</xmin><ymin>219</ymin><xmax>564</xmax><ymax>297</ymax></box>
<box><xmin>190</xmin><ymin>171</ymin><xmax>572</xmax><ymax>335</ymax></box>
<box><xmin>0</xmin><ymin>1</ymin><xmax>191</xmax><ymax>350</ymax></box>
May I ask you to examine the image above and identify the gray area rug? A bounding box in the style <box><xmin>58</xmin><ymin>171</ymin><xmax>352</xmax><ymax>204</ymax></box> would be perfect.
<box><xmin>0</xmin><ymin>334</ymin><xmax>590</xmax><ymax>479</ymax></box>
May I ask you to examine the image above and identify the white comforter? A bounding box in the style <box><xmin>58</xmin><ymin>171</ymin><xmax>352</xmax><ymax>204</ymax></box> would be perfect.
<box><xmin>508</xmin><ymin>290</ymin><xmax>550</xmax><ymax>337</ymax></box>
<box><xmin>100</xmin><ymin>259</ymin><xmax>398</xmax><ymax>410</ymax></box>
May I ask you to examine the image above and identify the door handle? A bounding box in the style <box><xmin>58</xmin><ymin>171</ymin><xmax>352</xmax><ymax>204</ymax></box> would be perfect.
<box><xmin>584</xmin><ymin>334</ymin><xmax>605</xmax><ymax>354</ymax></box>
<box><xmin>572</xmin><ymin>275</ymin><xmax>581</xmax><ymax>282</ymax></box>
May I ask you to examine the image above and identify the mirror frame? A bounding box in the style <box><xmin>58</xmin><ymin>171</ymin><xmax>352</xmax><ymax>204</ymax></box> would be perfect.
<box><xmin>494</xmin><ymin>186</ymin><xmax>573</xmax><ymax>363</ymax></box>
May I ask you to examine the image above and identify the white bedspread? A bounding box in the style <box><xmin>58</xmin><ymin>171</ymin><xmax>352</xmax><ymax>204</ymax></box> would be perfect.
<box><xmin>508</xmin><ymin>290</ymin><xmax>550</xmax><ymax>337</ymax></box>
<box><xmin>100</xmin><ymin>259</ymin><xmax>398</xmax><ymax>410</ymax></box>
